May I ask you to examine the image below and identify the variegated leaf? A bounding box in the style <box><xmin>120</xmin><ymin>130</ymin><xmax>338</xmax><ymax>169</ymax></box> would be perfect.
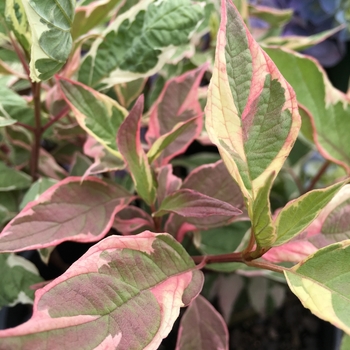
<box><xmin>58</xmin><ymin>77</ymin><xmax>127</xmax><ymax>160</ymax></box>
<box><xmin>146</xmin><ymin>65</ymin><xmax>207</xmax><ymax>166</ymax></box>
<box><xmin>117</xmin><ymin>95</ymin><xmax>156</xmax><ymax>206</ymax></box>
<box><xmin>0</xmin><ymin>177</ymin><xmax>134</xmax><ymax>252</ymax></box>
<box><xmin>78</xmin><ymin>0</ymin><xmax>204</xmax><ymax>88</ymax></box>
<box><xmin>176</xmin><ymin>295</ymin><xmax>229</xmax><ymax>350</ymax></box>
<box><xmin>0</xmin><ymin>232</ymin><xmax>203</xmax><ymax>350</ymax></box>
<box><xmin>205</xmin><ymin>0</ymin><xmax>300</xmax><ymax>247</ymax></box>
<box><xmin>21</xmin><ymin>0</ymin><xmax>76</xmax><ymax>81</ymax></box>
<box><xmin>285</xmin><ymin>241</ymin><xmax>350</xmax><ymax>335</ymax></box>
<box><xmin>265</xmin><ymin>47</ymin><xmax>350</xmax><ymax>173</ymax></box>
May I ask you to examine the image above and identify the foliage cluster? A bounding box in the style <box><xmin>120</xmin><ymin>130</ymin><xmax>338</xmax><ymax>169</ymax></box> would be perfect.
<box><xmin>0</xmin><ymin>0</ymin><xmax>350</xmax><ymax>349</ymax></box>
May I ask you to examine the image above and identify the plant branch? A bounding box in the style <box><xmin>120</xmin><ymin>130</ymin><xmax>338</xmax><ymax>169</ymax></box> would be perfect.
<box><xmin>151</xmin><ymin>204</ymin><xmax>161</xmax><ymax>232</ymax></box>
<box><xmin>242</xmin><ymin>228</ymin><xmax>255</xmax><ymax>255</ymax></box>
<box><xmin>30</xmin><ymin>82</ymin><xmax>42</xmax><ymax>180</ymax></box>
<box><xmin>303</xmin><ymin>160</ymin><xmax>331</xmax><ymax>193</ymax></box>
<box><xmin>192</xmin><ymin>251</ymin><xmax>286</xmax><ymax>274</ymax></box>
<box><xmin>244</xmin><ymin>260</ymin><xmax>287</xmax><ymax>274</ymax></box>
<box><xmin>42</xmin><ymin>106</ymin><xmax>70</xmax><ymax>132</ymax></box>
<box><xmin>15</xmin><ymin>122</ymin><xmax>36</xmax><ymax>132</ymax></box>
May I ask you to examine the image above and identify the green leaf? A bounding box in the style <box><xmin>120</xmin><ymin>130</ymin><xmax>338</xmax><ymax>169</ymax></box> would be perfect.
<box><xmin>21</xmin><ymin>0</ymin><xmax>75</xmax><ymax>81</ymax></box>
<box><xmin>0</xmin><ymin>253</ymin><xmax>43</xmax><ymax>308</ymax></box>
<box><xmin>273</xmin><ymin>180</ymin><xmax>347</xmax><ymax>246</ymax></box>
<box><xmin>78</xmin><ymin>0</ymin><xmax>204</xmax><ymax>88</ymax></box>
<box><xmin>199</xmin><ymin>221</ymin><xmax>250</xmax><ymax>255</ymax></box>
<box><xmin>262</xmin><ymin>26</ymin><xmax>345</xmax><ymax>51</ymax></box>
<box><xmin>0</xmin><ymin>162</ymin><xmax>31</xmax><ymax>191</ymax></box>
<box><xmin>19</xmin><ymin>177</ymin><xmax>57</xmax><ymax>210</ymax></box>
<box><xmin>0</xmin><ymin>85</ymin><xmax>34</xmax><ymax>125</ymax></box>
<box><xmin>285</xmin><ymin>241</ymin><xmax>350</xmax><ymax>335</ymax></box>
<box><xmin>249</xmin><ymin>4</ymin><xmax>292</xmax><ymax>27</ymax></box>
<box><xmin>251</xmin><ymin>172</ymin><xmax>275</xmax><ymax>247</ymax></box>
<box><xmin>69</xmin><ymin>152</ymin><xmax>92</xmax><ymax>176</ymax></box>
<box><xmin>265</xmin><ymin>47</ymin><xmax>350</xmax><ymax>172</ymax></box>
<box><xmin>341</xmin><ymin>334</ymin><xmax>350</xmax><ymax>350</ymax></box>
<box><xmin>0</xmin><ymin>116</ymin><xmax>16</xmax><ymax>127</ymax></box>
<box><xmin>71</xmin><ymin>0</ymin><xmax>122</xmax><ymax>40</ymax></box>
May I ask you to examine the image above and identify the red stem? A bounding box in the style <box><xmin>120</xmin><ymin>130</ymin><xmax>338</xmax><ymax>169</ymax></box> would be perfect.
<box><xmin>42</xmin><ymin>106</ymin><xmax>70</xmax><ymax>132</ymax></box>
<box><xmin>191</xmin><ymin>252</ymin><xmax>285</xmax><ymax>274</ymax></box>
<box><xmin>15</xmin><ymin>122</ymin><xmax>35</xmax><ymax>132</ymax></box>
<box><xmin>30</xmin><ymin>82</ymin><xmax>42</xmax><ymax>180</ymax></box>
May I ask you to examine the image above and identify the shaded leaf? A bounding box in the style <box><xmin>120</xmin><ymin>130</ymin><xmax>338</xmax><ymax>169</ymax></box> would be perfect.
<box><xmin>0</xmin><ymin>177</ymin><xmax>134</xmax><ymax>252</ymax></box>
<box><xmin>0</xmin><ymin>232</ymin><xmax>203</xmax><ymax>349</ymax></box>
<box><xmin>0</xmin><ymin>253</ymin><xmax>43</xmax><ymax>308</ymax></box>
<box><xmin>112</xmin><ymin>206</ymin><xmax>154</xmax><ymax>235</ymax></box>
<box><xmin>0</xmin><ymin>117</ymin><xmax>16</xmax><ymax>127</ymax></box>
<box><xmin>146</xmin><ymin>65</ymin><xmax>207</xmax><ymax>166</ymax></box>
<box><xmin>71</xmin><ymin>0</ymin><xmax>122</xmax><ymax>39</ymax></box>
<box><xmin>154</xmin><ymin>189</ymin><xmax>242</xmax><ymax>218</ymax></box>
<box><xmin>176</xmin><ymin>295</ymin><xmax>229</xmax><ymax>350</ymax></box>
<box><xmin>165</xmin><ymin>161</ymin><xmax>247</xmax><ymax>238</ymax></box>
<box><xmin>265</xmin><ymin>47</ymin><xmax>350</xmax><ymax>173</ymax></box>
<box><xmin>262</xmin><ymin>26</ymin><xmax>345</xmax><ymax>51</ymax></box>
<box><xmin>19</xmin><ymin>177</ymin><xmax>58</xmax><ymax>210</ymax></box>
<box><xmin>147</xmin><ymin>118</ymin><xmax>198</xmax><ymax>164</ymax></box>
<box><xmin>0</xmin><ymin>162</ymin><xmax>31</xmax><ymax>191</ymax></box>
<box><xmin>157</xmin><ymin>164</ymin><xmax>182</xmax><ymax>206</ymax></box>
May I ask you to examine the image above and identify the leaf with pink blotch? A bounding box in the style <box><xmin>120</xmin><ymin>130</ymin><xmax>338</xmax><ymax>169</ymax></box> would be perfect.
<box><xmin>0</xmin><ymin>177</ymin><xmax>134</xmax><ymax>252</ymax></box>
<box><xmin>146</xmin><ymin>64</ymin><xmax>207</xmax><ymax>166</ymax></box>
<box><xmin>205</xmin><ymin>0</ymin><xmax>300</xmax><ymax>247</ymax></box>
<box><xmin>117</xmin><ymin>95</ymin><xmax>156</xmax><ymax>206</ymax></box>
<box><xmin>0</xmin><ymin>231</ymin><xmax>203</xmax><ymax>350</ymax></box>
<box><xmin>165</xmin><ymin>161</ymin><xmax>247</xmax><ymax>238</ymax></box>
<box><xmin>157</xmin><ymin>164</ymin><xmax>182</xmax><ymax>206</ymax></box>
<box><xmin>113</xmin><ymin>206</ymin><xmax>154</xmax><ymax>235</ymax></box>
<box><xmin>176</xmin><ymin>295</ymin><xmax>229</xmax><ymax>350</ymax></box>
<box><xmin>154</xmin><ymin>189</ymin><xmax>242</xmax><ymax>219</ymax></box>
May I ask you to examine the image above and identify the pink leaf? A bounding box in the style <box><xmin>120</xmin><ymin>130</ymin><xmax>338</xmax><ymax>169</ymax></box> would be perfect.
<box><xmin>176</xmin><ymin>295</ymin><xmax>229</xmax><ymax>350</ymax></box>
<box><xmin>157</xmin><ymin>164</ymin><xmax>182</xmax><ymax>205</ymax></box>
<box><xmin>0</xmin><ymin>177</ymin><xmax>134</xmax><ymax>252</ymax></box>
<box><xmin>0</xmin><ymin>232</ymin><xmax>203</xmax><ymax>349</ymax></box>
<box><xmin>165</xmin><ymin>161</ymin><xmax>247</xmax><ymax>238</ymax></box>
<box><xmin>83</xmin><ymin>136</ymin><xmax>125</xmax><ymax>178</ymax></box>
<box><xmin>263</xmin><ymin>241</ymin><xmax>318</xmax><ymax>263</ymax></box>
<box><xmin>113</xmin><ymin>206</ymin><xmax>154</xmax><ymax>235</ymax></box>
<box><xmin>117</xmin><ymin>95</ymin><xmax>156</xmax><ymax>205</ymax></box>
<box><xmin>146</xmin><ymin>65</ymin><xmax>208</xmax><ymax>166</ymax></box>
<box><xmin>154</xmin><ymin>189</ymin><xmax>242</xmax><ymax>218</ymax></box>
